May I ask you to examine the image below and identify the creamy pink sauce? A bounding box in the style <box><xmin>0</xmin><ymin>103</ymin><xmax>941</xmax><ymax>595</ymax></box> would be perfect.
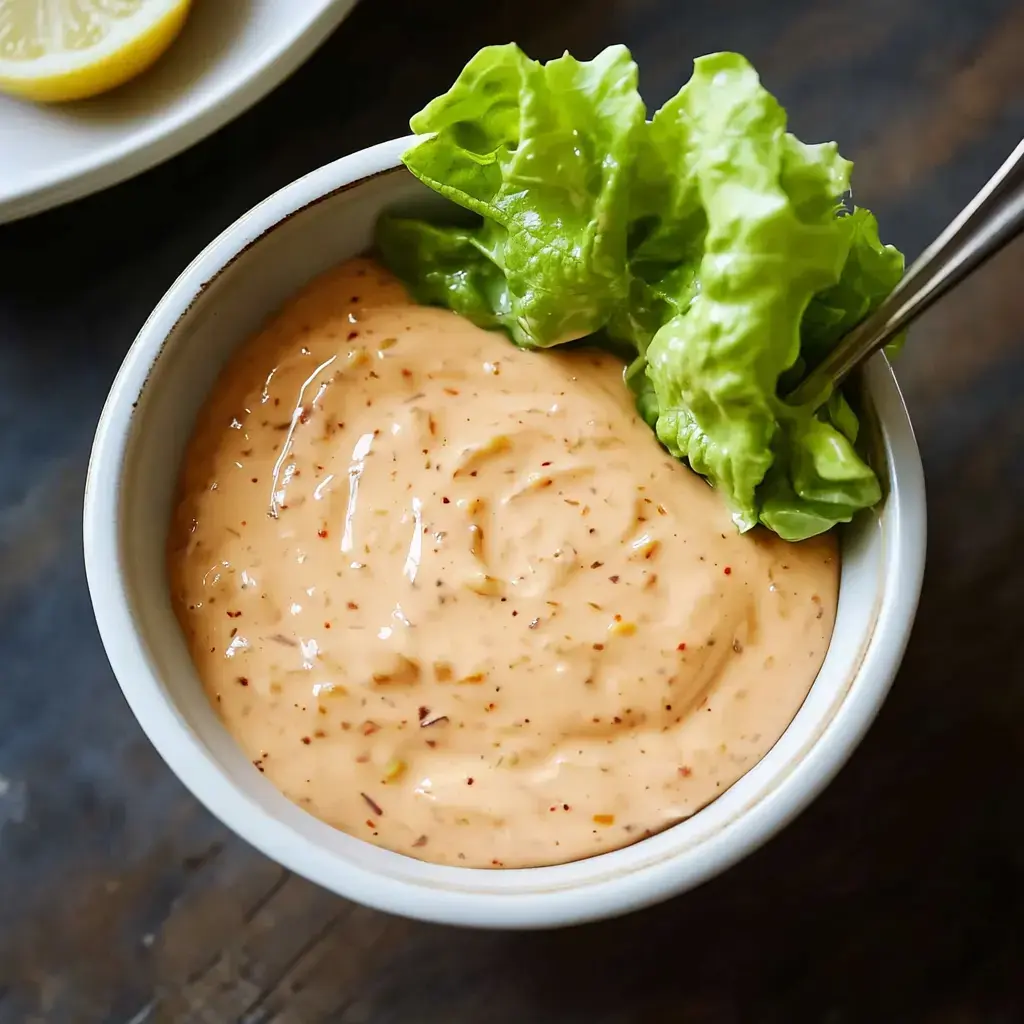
<box><xmin>168</xmin><ymin>258</ymin><xmax>839</xmax><ymax>869</ymax></box>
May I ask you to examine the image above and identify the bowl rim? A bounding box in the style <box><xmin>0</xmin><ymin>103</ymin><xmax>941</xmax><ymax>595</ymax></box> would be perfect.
<box><xmin>84</xmin><ymin>136</ymin><xmax>927</xmax><ymax>929</ymax></box>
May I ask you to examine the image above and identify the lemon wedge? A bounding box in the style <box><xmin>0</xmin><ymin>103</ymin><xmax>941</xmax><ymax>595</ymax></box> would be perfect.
<box><xmin>0</xmin><ymin>0</ymin><xmax>192</xmax><ymax>103</ymax></box>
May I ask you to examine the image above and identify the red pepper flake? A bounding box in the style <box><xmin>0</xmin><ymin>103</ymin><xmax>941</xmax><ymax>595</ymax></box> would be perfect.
<box><xmin>444</xmin><ymin>387</ymin><xmax>460</xmax><ymax>396</ymax></box>
<box><xmin>609</xmin><ymin>575</ymin><xmax>620</xmax><ymax>584</ymax></box>
<box><xmin>425</xmin><ymin>739</ymin><xmax>437</xmax><ymax>748</ymax></box>
<box><xmin>442</xmin><ymin>496</ymin><xmax>450</xmax><ymax>504</ymax></box>
<box><xmin>593</xmin><ymin>643</ymin><xmax>605</xmax><ymax>651</ymax></box>
<box><xmin>679</xmin><ymin>766</ymin><xmax>693</xmax><ymax>777</ymax></box>
<box><xmin>347</xmin><ymin>601</ymin><xmax>359</xmax><ymax>610</ymax></box>
<box><xmin>466</xmin><ymin>778</ymin><xmax>475</xmax><ymax>786</ymax></box>
<box><xmin>251</xmin><ymin>477</ymin><xmax>258</xmax><ymax>484</ymax></box>
<box><xmin>226</xmin><ymin>610</ymin><xmax>242</xmax><ymax>618</ymax></box>
<box><xmin>677</xmin><ymin>642</ymin><xmax>687</xmax><ymax>652</ymax></box>
<box><xmin>412</xmin><ymin>834</ymin><xmax>428</xmax><ymax>847</ymax></box>
<box><xmin>229</xmin><ymin>627</ymin><xmax>238</xmax><ymax>638</ymax></box>
<box><xmin>723</xmin><ymin>566</ymin><xmax>732</xmax><ymax>575</ymax></box>
<box><xmin>324</xmin><ymin>622</ymin><xmax>331</xmax><ymax>629</ymax></box>
<box><xmin>361</xmin><ymin>792</ymin><xmax>384</xmax><ymax>816</ymax></box>
<box><xmin>563</xmin><ymin>803</ymin><xmax>570</xmax><ymax>811</ymax></box>
<box><xmin>590</xmin><ymin>561</ymin><xmax>604</xmax><ymax>569</ymax></box>
<box><xmin>418</xmin><ymin>706</ymin><xmax>429</xmax><ymax>721</ymax></box>
<box><xmin>361</xmin><ymin>721</ymin><xmax>380</xmax><ymax>736</ymax></box>
<box><xmin>347</xmin><ymin>330</ymin><xmax>358</xmax><ymax>340</ymax></box>
<box><xmin>237</xmin><ymin>676</ymin><xmax>249</xmax><ymax>687</ymax></box>
<box><xmin>300</xmin><ymin>736</ymin><xmax>311</xmax><ymax>745</ymax></box>
<box><xmin>401</xmin><ymin>368</ymin><xmax>413</xmax><ymax>379</ymax></box>
<box><xmin>317</xmin><ymin>528</ymin><xmax>329</xmax><ymax>538</ymax></box>
<box><xmin>541</xmin><ymin>461</ymin><xmax>552</xmax><ymax>467</ymax></box>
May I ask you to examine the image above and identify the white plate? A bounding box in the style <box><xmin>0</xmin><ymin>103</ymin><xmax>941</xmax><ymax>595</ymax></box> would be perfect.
<box><xmin>0</xmin><ymin>0</ymin><xmax>358</xmax><ymax>224</ymax></box>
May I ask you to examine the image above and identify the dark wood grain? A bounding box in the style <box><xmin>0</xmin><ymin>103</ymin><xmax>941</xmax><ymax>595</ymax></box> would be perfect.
<box><xmin>1</xmin><ymin>0</ymin><xmax>1022</xmax><ymax>1020</ymax></box>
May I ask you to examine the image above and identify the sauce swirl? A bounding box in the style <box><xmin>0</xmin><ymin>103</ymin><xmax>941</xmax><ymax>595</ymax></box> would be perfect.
<box><xmin>168</xmin><ymin>258</ymin><xmax>838</xmax><ymax>868</ymax></box>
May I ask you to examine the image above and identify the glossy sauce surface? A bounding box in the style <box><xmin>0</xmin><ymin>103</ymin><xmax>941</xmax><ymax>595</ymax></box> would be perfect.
<box><xmin>168</xmin><ymin>259</ymin><xmax>839</xmax><ymax>868</ymax></box>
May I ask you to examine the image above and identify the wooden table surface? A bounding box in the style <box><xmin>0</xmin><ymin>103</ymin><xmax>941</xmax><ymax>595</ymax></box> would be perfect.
<box><xmin>1</xmin><ymin>0</ymin><xmax>1022</xmax><ymax>1020</ymax></box>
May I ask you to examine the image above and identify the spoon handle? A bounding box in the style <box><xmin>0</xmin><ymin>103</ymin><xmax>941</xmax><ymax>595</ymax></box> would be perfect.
<box><xmin>788</xmin><ymin>136</ymin><xmax>1024</xmax><ymax>407</ymax></box>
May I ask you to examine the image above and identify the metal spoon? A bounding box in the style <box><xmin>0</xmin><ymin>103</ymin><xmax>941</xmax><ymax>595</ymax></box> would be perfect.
<box><xmin>787</xmin><ymin>137</ymin><xmax>1024</xmax><ymax>408</ymax></box>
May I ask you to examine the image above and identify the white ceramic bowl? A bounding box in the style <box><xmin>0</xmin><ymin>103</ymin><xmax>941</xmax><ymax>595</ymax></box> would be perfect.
<box><xmin>84</xmin><ymin>137</ymin><xmax>926</xmax><ymax>929</ymax></box>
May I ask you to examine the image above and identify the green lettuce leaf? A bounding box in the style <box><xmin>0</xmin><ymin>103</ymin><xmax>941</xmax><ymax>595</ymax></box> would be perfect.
<box><xmin>395</xmin><ymin>43</ymin><xmax>646</xmax><ymax>348</ymax></box>
<box><xmin>758</xmin><ymin>407</ymin><xmax>882</xmax><ymax>541</ymax></box>
<box><xmin>375</xmin><ymin>45</ymin><xmax>904</xmax><ymax>541</ymax></box>
<box><xmin>375</xmin><ymin>216</ymin><xmax>511</xmax><ymax>330</ymax></box>
<box><xmin>608</xmin><ymin>83</ymin><xmax>706</xmax><ymax>352</ymax></box>
<box><xmin>643</xmin><ymin>52</ymin><xmax>856</xmax><ymax>530</ymax></box>
<box><xmin>802</xmin><ymin>207</ymin><xmax>906</xmax><ymax>362</ymax></box>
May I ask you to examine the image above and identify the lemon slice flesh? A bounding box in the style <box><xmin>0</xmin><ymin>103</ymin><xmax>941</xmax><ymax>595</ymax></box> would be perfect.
<box><xmin>0</xmin><ymin>0</ymin><xmax>192</xmax><ymax>103</ymax></box>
